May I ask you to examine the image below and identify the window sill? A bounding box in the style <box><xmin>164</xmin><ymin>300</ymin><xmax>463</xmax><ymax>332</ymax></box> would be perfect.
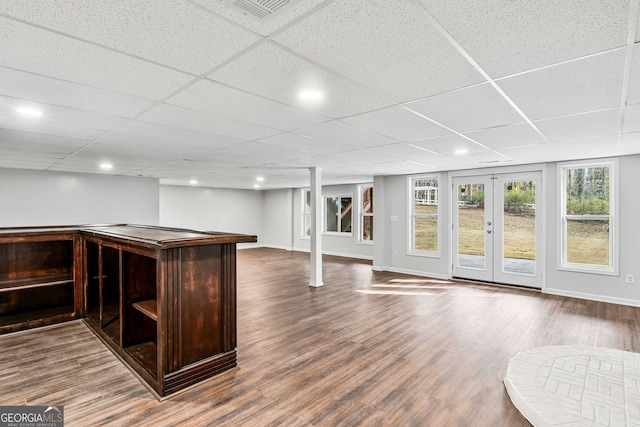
<box><xmin>407</xmin><ymin>250</ymin><xmax>440</xmax><ymax>259</ymax></box>
<box><xmin>323</xmin><ymin>232</ymin><xmax>354</xmax><ymax>237</ymax></box>
<box><xmin>558</xmin><ymin>264</ymin><xmax>618</xmax><ymax>276</ymax></box>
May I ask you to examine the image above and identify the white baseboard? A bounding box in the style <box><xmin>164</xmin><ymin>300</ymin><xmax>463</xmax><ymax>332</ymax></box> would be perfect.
<box><xmin>257</xmin><ymin>244</ymin><xmax>294</xmax><ymax>251</ymax></box>
<box><xmin>544</xmin><ymin>287</ymin><xmax>640</xmax><ymax>308</ymax></box>
<box><xmin>371</xmin><ymin>265</ymin><xmax>449</xmax><ymax>280</ymax></box>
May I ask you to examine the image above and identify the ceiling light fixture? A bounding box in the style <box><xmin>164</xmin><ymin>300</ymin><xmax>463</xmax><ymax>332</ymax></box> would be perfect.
<box><xmin>253</xmin><ymin>184</ymin><xmax>260</xmax><ymax>189</ymax></box>
<box><xmin>15</xmin><ymin>107</ymin><xmax>43</xmax><ymax>117</ymax></box>
<box><xmin>256</xmin><ymin>176</ymin><xmax>265</xmax><ymax>182</ymax></box>
<box><xmin>298</xmin><ymin>90</ymin><xmax>323</xmax><ymax>101</ymax></box>
<box><xmin>189</xmin><ymin>179</ymin><xmax>198</xmax><ymax>185</ymax></box>
<box><xmin>99</xmin><ymin>162</ymin><xmax>113</xmax><ymax>171</ymax></box>
<box><xmin>454</xmin><ymin>149</ymin><xmax>469</xmax><ymax>155</ymax></box>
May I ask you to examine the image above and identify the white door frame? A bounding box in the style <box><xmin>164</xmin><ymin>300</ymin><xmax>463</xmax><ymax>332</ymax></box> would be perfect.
<box><xmin>449</xmin><ymin>165</ymin><xmax>546</xmax><ymax>289</ymax></box>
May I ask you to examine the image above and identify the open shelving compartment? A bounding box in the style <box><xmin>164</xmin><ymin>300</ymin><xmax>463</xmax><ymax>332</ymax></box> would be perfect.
<box><xmin>122</xmin><ymin>251</ymin><xmax>158</xmax><ymax>379</ymax></box>
<box><xmin>0</xmin><ymin>238</ymin><xmax>76</xmax><ymax>330</ymax></box>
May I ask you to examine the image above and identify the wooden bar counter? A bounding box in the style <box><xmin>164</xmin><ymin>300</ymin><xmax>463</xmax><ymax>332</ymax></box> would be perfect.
<box><xmin>0</xmin><ymin>224</ymin><xmax>257</xmax><ymax>397</ymax></box>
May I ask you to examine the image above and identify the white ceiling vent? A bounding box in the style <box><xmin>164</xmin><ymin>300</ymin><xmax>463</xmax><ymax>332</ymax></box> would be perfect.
<box><xmin>222</xmin><ymin>0</ymin><xmax>296</xmax><ymax>20</ymax></box>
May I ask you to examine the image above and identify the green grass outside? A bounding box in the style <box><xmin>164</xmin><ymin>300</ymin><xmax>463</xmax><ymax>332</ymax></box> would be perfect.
<box><xmin>414</xmin><ymin>206</ymin><xmax>609</xmax><ymax>265</ymax></box>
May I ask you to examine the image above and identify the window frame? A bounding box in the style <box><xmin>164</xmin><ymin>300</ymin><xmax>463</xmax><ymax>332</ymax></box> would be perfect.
<box><xmin>323</xmin><ymin>194</ymin><xmax>354</xmax><ymax>236</ymax></box>
<box><xmin>358</xmin><ymin>184</ymin><xmax>374</xmax><ymax>244</ymax></box>
<box><xmin>558</xmin><ymin>159</ymin><xmax>618</xmax><ymax>275</ymax></box>
<box><xmin>408</xmin><ymin>174</ymin><xmax>441</xmax><ymax>258</ymax></box>
<box><xmin>301</xmin><ymin>188</ymin><xmax>311</xmax><ymax>240</ymax></box>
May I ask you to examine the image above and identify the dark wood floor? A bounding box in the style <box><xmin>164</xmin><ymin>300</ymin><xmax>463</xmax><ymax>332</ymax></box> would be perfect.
<box><xmin>1</xmin><ymin>248</ymin><xmax>639</xmax><ymax>426</ymax></box>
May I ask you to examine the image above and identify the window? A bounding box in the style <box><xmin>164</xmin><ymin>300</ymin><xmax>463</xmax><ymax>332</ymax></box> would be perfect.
<box><xmin>560</xmin><ymin>161</ymin><xmax>616</xmax><ymax>273</ymax></box>
<box><xmin>359</xmin><ymin>185</ymin><xmax>373</xmax><ymax>242</ymax></box>
<box><xmin>302</xmin><ymin>189</ymin><xmax>311</xmax><ymax>238</ymax></box>
<box><xmin>325</xmin><ymin>195</ymin><xmax>353</xmax><ymax>234</ymax></box>
<box><xmin>410</xmin><ymin>175</ymin><xmax>440</xmax><ymax>255</ymax></box>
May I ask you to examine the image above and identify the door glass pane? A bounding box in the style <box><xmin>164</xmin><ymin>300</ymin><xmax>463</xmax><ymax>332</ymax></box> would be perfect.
<box><xmin>566</xmin><ymin>219</ymin><xmax>610</xmax><ymax>265</ymax></box>
<box><xmin>457</xmin><ymin>183</ymin><xmax>485</xmax><ymax>269</ymax></box>
<box><xmin>503</xmin><ymin>181</ymin><xmax>536</xmax><ymax>275</ymax></box>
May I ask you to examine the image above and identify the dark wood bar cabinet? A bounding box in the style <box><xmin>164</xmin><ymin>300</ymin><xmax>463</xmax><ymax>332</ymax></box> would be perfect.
<box><xmin>0</xmin><ymin>224</ymin><xmax>256</xmax><ymax>397</ymax></box>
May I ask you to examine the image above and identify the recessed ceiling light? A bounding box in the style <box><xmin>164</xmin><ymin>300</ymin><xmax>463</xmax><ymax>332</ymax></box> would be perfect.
<box><xmin>454</xmin><ymin>149</ymin><xmax>469</xmax><ymax>155</ymax></box>
<box><xmin>15</xmin><ymin>107</ymin><xmax>43</xmax><ymax>117</ymax></box>
<box><xmin>298</xmin><ymin>90</ymin><xmax>323</xmax><ymax>101</ymax></box>
<box><xmin>256</xmin><ymin>176</ymin><xmax>265</xmax><ymax>182</ymax></box>
<box><xmin>189</xmin><ymin>179</ymin><xmax>198</xmax><ymax>185</ymax></box>
<box><xmin>99</xmin><ymin>162</ymin><xmax>113</xmax><ymax>170</ymax></box>
<box><xmin>253</xmin><ymin>184</ymin><xmax>260</xmax><ymax>189</ymax></box>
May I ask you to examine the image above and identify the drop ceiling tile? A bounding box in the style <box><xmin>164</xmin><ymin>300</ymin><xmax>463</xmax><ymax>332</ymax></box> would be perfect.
<box><xmin>365</xmin><ymin>142</ymin><xmax>442</xmax><ymax>165</ymax></box>
<box><xmin>0</xmin><ymin>146</ymin><xmax>70</xmax><ymax>160</ymax></box>
<box><xmin>0</xmin><ymin>1</ymin><xmax>260</xmax><ymax>75</ymax></box>
<box><xmin>0</xmin><ymin>128</ymin><xmax>91</xmax><ymax>149</ymax></box>
<box><xmin>620</xmin><ymin>132</ymin><xmax>640</xmax><ymax>154</ymax></box>
<box><xmin>305</xmin><ymin>152</ymin><xmax>369</xmax><ymax>168</ymax></box>
<box><xmin>137</xmin><ymin>104</ymin><xmax>281</xmax><ymax>140</ymax></box>
<box><xmin>420</xmin><ymin>0</ymin><xmax>629</xmax><ymax>78</ymax></box>
<box><xmin>191</xmin><ymin>0</ymin><xmax>328</xmax><ymax>36</ymax></box>
<box><xmin>167</xmin><ymin>80</ymin><xmax>326</xmax><ymax>131</ymax></box>
<box><xmin>410</xmin><ymin>134</ymin><xmax>487</xmax><ymax>156</ymax></box>
<box><xmin>497</xmin><ymin>50</ymin><xmax>625</xmax><ymax>120</ymax></box>
<box><xmin>534</xmin><ymin>109</ymin><xmax>620</xmax><ymax>143</ymax></box>
<box><xmin>497</xmin><ymin>143</ymin><xmax>563</xmax><ymax>162</ymax></box>
<box><xmin>272</xmin><ymin>0</ymin><xmax>483</xmax><ymax>103</ymax></box>
<box><xmin>76</xmin><ymin>142</ymin><xmax>184</xmax><ymax>164</ymax></box>
<box><xmin>208</xmin><ymin>42</ymin><xmax>393</xmax><ymax>118</ymax></box>
<box><xmin>625</xmin><ymin>45</ymin><xmax>640</xmax><ymax>105</ymax></box>
<box><xmin>341</xmin><ymin>106</ymin><xmax>451</xmax><ymax>142</ymax></box>
<box><xmin>97</xmin><ymin>132</ymin><xmax>207</xmax><ymax>158</ymax></box>
<box><xmin>257</xmin><ymin>133</ymin><xmax>347</xmax><ymax>155</ymax></box>
<box><xmin>374</xmin><ymin>161</ymin><xmax>435</xmax><ymax>173</ymax></box>
<box><xmin>0</xmin><ymin>67</ymin><xmax>154</xmax><ymax>117</ymax></box>
<box><xmin>463</xmin><ymin>123</ymin><xmax>546</xmax><ymax>150</ymax></box>
<box><xmin>623</xmin><ymin>103</ymin><xmax>640</xmax><ymax>133</ymax></box>
<box><xmin>330</xmin><ymin>163</ymin><xmax>403</xmax><ymax>177</ymax></box>
<box><xmin>0</xmin><ymin>96</ymin><xmax>126</xmax><ymax>130</ymax></box>
<box><xmin>407</xmin><ymin>83</ymin><xmax>524</xmax><ymax>133</ymax></box>
<box><xmin>0</xmin><ymin>115</ymin><xmax>106</xmax><ymax>141</ymax></box>
<box><xmin>189</xmin><ymin>142</ymin><xmax>308</xmax><ymax>166</ymax></box>
<box><xmin>296</xmin><ymin>120</ymin><xmax>396</xmax><ymax>148</ymax></box>
<box><xmin>552</xmin><ymin>135</ymin><xmax>620</xmax><ymax>157</ymax></box>
<box><xmin>116</xmin><ymin>121</ymin><xmax>244</xmax><ymax>151</ymax></box>
<box><xmin>0</xmin><ymin>17</ymin><xmax>193</xmax><ymax>100</ymax></box>
<box><xmin>0</xmin><ymin>159</ymin><xmax>56</xmax><ymax>170</ymax></box>
<box><xmin>50</xmin><ymin>152</ymin><xmax>159</xmax><ymax>171</ymax></box>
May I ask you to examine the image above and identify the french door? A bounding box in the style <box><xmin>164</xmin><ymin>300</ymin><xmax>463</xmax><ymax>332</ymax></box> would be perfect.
<box><xmin>452</xmin><ymin>172</ymin><xmax>542</xmax><ymax>288</ymax></box>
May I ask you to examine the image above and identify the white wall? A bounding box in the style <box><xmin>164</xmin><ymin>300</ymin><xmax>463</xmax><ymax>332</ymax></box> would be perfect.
<box><xmin>372</xmin><ymin>174</ymin><xmax>450</xmax><ymax>278</ymax></box>
<box><xmin>544</xmin><ymin>155</ymin><xmax>640</xmax><ymax>306</ymax></box>
<box><xmin>373</xmin><ymin>155</ymin><xmax>640</xmax><ymax>307</ymax></box>
<box><xmin>0</xmin><ymin>168</ymin><xmax>159</xmax><ymax>227</ymax></box>
<box><xmin>262</xmin><ymin>189</ymin><xmax>293</xmax><ymax>250</ymax></box>
<box><xmin>159</xmin><ymin>185</ymin><xmax>263</xmax><ymax>247</ymax></box>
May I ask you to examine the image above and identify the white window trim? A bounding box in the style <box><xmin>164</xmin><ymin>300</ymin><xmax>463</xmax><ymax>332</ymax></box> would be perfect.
<box><xmin>558</xmin><ymin>158</ymin><xmax>619</xmax><ymax>275</ymax></box>
<box><xmin>407</xmin><ymin>173</ymin><xmax>441</xmax><ymax>258</ymax></box>
<box><xmin>301</xmin><ymin>188</ymin><xmax>311</xmax><ymax>240</ymax></box>
<box><xmin>323</xmin><ymin>194</ymin><xmax>354</xmax><ymax>236</ymax></box>
<box><xmin>358</xmin><ymin>184</ymin><xmax>374</xmax><ymax>245</ymax></box>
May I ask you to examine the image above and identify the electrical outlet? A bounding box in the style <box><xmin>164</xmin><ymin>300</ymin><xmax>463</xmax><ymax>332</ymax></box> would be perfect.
<box><xmin>626</xmin><ymin>274</ymin><xmax>635</xmax><ymax>284</ymax></box>
<box><xmin>393</xmin><ymin>251</ymin><xmax>398</xmax><ymax>258</ymax></box>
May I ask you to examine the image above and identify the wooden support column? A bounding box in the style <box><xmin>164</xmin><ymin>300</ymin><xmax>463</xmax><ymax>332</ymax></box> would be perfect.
<box><xmin>309</xmin><ymin>167</ymin><xmax>323</xmax><ymax>287</ymax></box>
